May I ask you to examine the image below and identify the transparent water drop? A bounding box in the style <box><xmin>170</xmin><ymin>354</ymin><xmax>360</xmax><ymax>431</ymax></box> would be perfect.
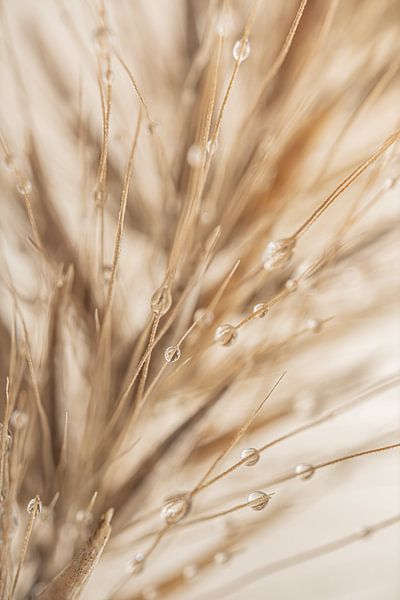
<box><xmin>75</xmin><ymin>509</ymin><xmax>93</xmax><ymax>526</ymax></box>
<box><xmin>103</xmin><ymin>67</ymin><xmax>114</xmax><ymax>85</ymax></box>
<box><xmin>142</xmin><ymin>587</ymin><xmax>159</xmax><ymax>600</ymax></box>
<box><xmin>241</xmin><ymin>447</ymin><xmax>260</xmax><ymax>466</ymax></box>
<box><xmin>215</xmin><ymin>8</ymin><xmax>235</xmax><ymax>37</ymax></box>
<box><xmin>285</xmin><ymin>278</ymin><xmax>298</xmax><ymax>293</ymax></box>
<box><xmin>382</xmin><ymin>177</ymin><xmax>395</xmax><ymax>191</ymax></box>
<box><xmin>262</xmin><ymin>238</ymin><xmax>295</xmax><ymax>271</ymax></box>
<box><xmin>194</xmin><ymin>307</ymin><xmax>213</xmax><ymax>328</ymax></box>
<box><xmin>247</xmin><ymin>491</ymin><xmax>271</xmax><ymax>511</ymax></box>
<box><xmin>94</xmin><ymin>188</ymin><xmax>106</xmax><ymax>207</ymax></box>
<box><xmin>214</xmin><ymin>324</ymin><xmax>237</xmax><ymax>347</ymax></box>
<box><xmin>295</xmin><ymin>463</ymin><xmax>315</xmax><ymax>480</ymax></box>
<box><xmin>93</xmin><ymin>25</ymin><xmax>113</xmax><ymax>54</ymax></box>
<box><xmin>233</xmin><ymin>38</ymin><xmax>251</xmax><ymax>63</ymax></box>
<box><xmin>164</xmin><ymin>345</ymin><xmax>181</xmax><ymax>363</ymax></box>
<box><xmin>0</xmin><ymin>424</ymin><xmax>13</xmax><ymax>451</ymax></box>
<box><xmin>214</xmin><ymin>551</ymin><xmax>229</xmax><ymax>565</ymax></box>
<box><xmin>187</xmin><ymin>144</ymin><xmax>203</xmax><ymax>169</ymax></box>
<box><xmin>3</xmin><ymin>154</ymin><xmax>14</xmax><ymax>170</ymax></box>
<box><xmin>160</xmin><ymin>493</ymin><xmax>191</xmax><ymax>525</ymax></box>
<box><xmin>293</xmin><ymin>390</ymin><xmax>317</xmax><ymax>417</ymax></box>
<box><xmin>10</xmin><ymin>409</ymin><xmax>29</xmax><ymax>430</ymax></box>
<box><xmin>150</xmin><ymin>285</ymin><xmax>172</xmax><ymax>316</ymax></box>
<box><xmin>16</xmin><ymin>178</ymin><xmax>32</xmax><ymax>196</ymax></box>
<box><xmin>27</xmin><ymin>497</ymin><xmax>42</xmax><ymax>516</ymax></box>
<box><xmin>206</xmin><ymin>138</ymin><xmax>218</xmax><ymax>155</ymax></box>
<box><xmin>127</xmin><ymin>552</ymin><xmax>145</xmax><ymax>574</ymax></box>
<box><xmin>252</xmin><ymin>303</ymin><xmax>268</xmax><ymax>319</ymax></box>
<box><xmin>306</xmin><ymin>318</ymin><xmax>322</xmax><ymax>334</ymax></box>
<box><xmin>182</xmin><ymin>564</ymin><xmax>198</xmax><ymax>580</ymax></box>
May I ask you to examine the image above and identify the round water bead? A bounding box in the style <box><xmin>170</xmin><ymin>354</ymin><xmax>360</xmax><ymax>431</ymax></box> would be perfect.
<box><xmin>3</xmin><ymin>154</ymin><xmax>14</xmax><ymax>170</ymax></box>
<box><xmin>241</xmin><ymin>447</ymin><xmax>260</xmax><ymax>466</ymax></box>
<box><xmin>142</xmin><ymin>587</ymin><xmax>159</xmax><ymax>600</ymax></box>
<box><xmin>194</xmin><ymin>307</ymin><xmax>213</xmax><ymax>328</ymax></box>
<box><xmin>0</xmin><ymin>424</ymin><xmax>13</xmax><ymax>451</ymax></box>
<box><xmin>262</xmin><ymin>238</ymin><xmax>295</xmax><ymax>271</ymax></box>
<box><xmin>232</xmin><ymin>38</ymin><xmax>251</xmax><ymax>63</ymax></box>
<box><xmin>127</xmin><ymin>552</ymin><xmax>145</xmax><ymax>575</ymax></box>
<box><xmin>214</xmin><ymin>324</ymin><xmax>237</xmax><ymax>347</ymax></box>
<box><xmin>150</xmin><ymin>285</ymin><xmax>172</xmax><ymax>316</ymax></box>
<box><xmin>247</xmin><ymin>491</ymin><xmax>270</xmax><ymax>511</ymax></box>
<box><xmin>206</xmin><ymin>138</ymin><xmax>218</xmax><ymax>155</ymax></box>
<box><xmin>164</xmin><ymin>345</ymin><xmax>181</xmax><ymax>363</ymax></box>
<box><xmin>182</xmin><ymin>564</ymin><xmax>198</xmax><ymax>580</ymax></box>
<box><xmin>306</xmin><ymin>318</ymin><xmax>322</xmax><ymax>334</ymax></box>
<box><xmin>214</xmin><ymin>551</ymin><xmax>229</xmax><ymax>565</ymax></box>
<box><xmin>16</xmin><ymin>178</ymin><xmax>32</xmax><ymax>196</ymax></box>
<box><xmin>27</xmin><ymin>497</ymin><xmax>42</xmax><ymax>516</ymax></box>
<box><xmin>285</xmin><ymin>278</ymin><xmax>298</xmax><ymax>293</ymax></box>
<box><xmin>295</xmin><ymin>463</ymin><xmax>315</xmax><ymax>480</ymax></box>
<box><xmin>160</xmin><ymin>493</ymin><xmax>191</xmax><ymax>525</ymax></box>
<box><xmin>252</xmin><ymin>303</ymin><xmax>268</xmax><ymax>319</ymax></box>
<box><xmin>187</xmin><ymin>144</ymin><xmax>203</xmax><ymax>169</ymax></box>
<box><xmin>75</xmin><ymin>509</ymin><xmax>93</xmax><ymax>526</ymax></box>
<box><xmin>10</xmin><ymin>410</ymin><xmax>28</xmax><ymax>430</ymax></box>
<box><xmin>382</xmin><ymin>177</ymin><xmax>395</xmax><ymax>191</ymax></box>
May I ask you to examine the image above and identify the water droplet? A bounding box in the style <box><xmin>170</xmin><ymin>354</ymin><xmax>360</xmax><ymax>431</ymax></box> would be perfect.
<box><xmin>27</xmin><ymin>497</ymin><xmax>42</xmax><ymax>516</ymax></box>
<box><xmin>252</xmin><ymin>303</ymin><xmax>268</xmax><ymax>319</ymax></box>
<box><xmin>94</xmin><ymin>188</ymin><xmax>106</xmax><ymax>207</ymax></box>
<box><xmin>206</xmin><ymin>138</ymin><xmax>218</xmax><ymax>155</ymax></box>
<box><xmin>182</xmin><ymin>564</ymin><xmax>198</xmax><ymax>580</ymax></box>
<box><xmin>295</xmin><ymin>463</ymin><xmax>315</xmax><ymax>480</ymax></box>
<box><xmin>187</xmin><ymin>144</ymin><xmax>203</xmax><ymax>169</ymax></box>
<box><xmin>214</xmin><ymin>551</ymin><xmax>229</xmax><ymax>565</ymax></box>
<box><xmin>75</xmin><ymin>509</ymin><xmax>93</xmax><ymax>525</ymax></box>
<box><xmin>247</xmin><ymin>491</ymin><xmax>271</xmax><ymax>511</ymax></box>
<box><xmin>232</xmin><ymin>38</ymin><xmax>251</xmax><ymax>63</ymax></box>
<box><xmin>215</xmin><ymin>9</ymin><xmax>235</xmax><ymax>37</ymax></box>
<box><xmin>160</xmin><ymin>493</ymin><xmax>191</xmax><ymax>525</ymax></box>
<box><xmin>0</xmin><ymin>424</ymin><xmax>13</xmax><ymax>451</ymax></box>
<box><xmin>262</xmin><ymin>238</ymin><xmax>295</xmax><ymax>271</ymax></box>
<box><xmin>16</xmin><ymin>178</ymin><xmax>32</xmax><ymax>196</ymax></box>
<box><xmin>164</xmin><ymin>345</ymin><xmax>181</xmax><ymax>363</ymax></box>
<box><xmin>93</xmin><ymin>26</ymin><xmax>113</xmax><ymax>53</ymax></box>
<box><xmin>194</xmin><ymin>307</ymin><xmax>213</xmax><ymax>328</ymax></box>
<box><xmin>103</xmin><ymin>67</ymin><xmax>114</xmax><ymax>85</ymax></box>
<box><xmin>382</xmin><ymin>177</ymin><xmax>395</xmax><ymax>191</ymax></box>
<box><xmin>241</xmin><ymin>447</ymin><xmax>260</xmax><ymax>466</ymax></box>
<box><xmin>306</xmin><ymin>318</ymin><xmax>322</xmax><ymax>334</ymax></box>
<box><xmin>293</xmin><ymin>390</ymin><xmax>317</xmax><ymax>417</ymax></box>
<box><xmin>13</xmin><ymin>411</ymin><xmax>30</xmax><ymax>432</ymax></box>
<box><xmin>3</xmin><ymin>154</ymin><xmax>14</xmax><ymax>170</ymax></box>
<box><xmin>214</xmin><ymin>324</ymin><xmax>237</xmax><ymax>347</ymax></box>
<box><xmin>142</xmin><ymin>587</ymin><xmax>159</xmax><ymax>600</ymax></box>
<box><xmin>285</xmin><ymin>278</ymin><xmax>298</xmax><ymax>293</ymax></box>
<box><xmin>127</xmin><ymin>552</ymin><xmax>145</xmax><ymax>574</ymax></box>
<box><xmin>150</xmin><ymin>285</ymin><xmax>172</xmax><ymax>316</ymax></box>
<box><xmin>359</xmin><ymin>526</ymin><xmax>372</xmax><ymax>539</ymax></box>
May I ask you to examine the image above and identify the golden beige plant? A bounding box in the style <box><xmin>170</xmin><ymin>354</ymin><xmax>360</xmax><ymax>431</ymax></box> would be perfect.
<box><xmin>0</xmin><ymin>0</ymin><xmax>399</xmax><ymax>598</ymax></box>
